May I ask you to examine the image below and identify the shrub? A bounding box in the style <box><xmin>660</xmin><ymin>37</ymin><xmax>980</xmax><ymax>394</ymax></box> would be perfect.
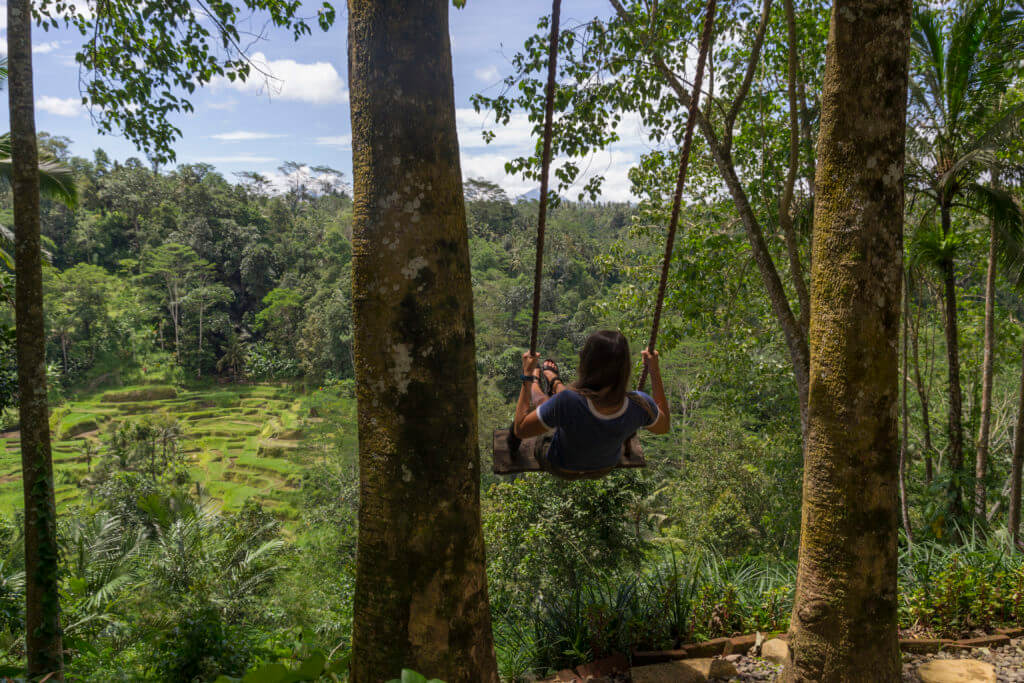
<box><xmin>150</xmin><ymin>599</ymin><xmax>251</xmax><ymax>682</ymax></box>
<box><xmin>899</xmin><ymin>534</ymin><xmax>1024</xmax><ymax>637</ymax></box>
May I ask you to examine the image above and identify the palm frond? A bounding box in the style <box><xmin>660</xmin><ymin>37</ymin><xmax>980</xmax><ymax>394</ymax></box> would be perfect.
<box><xmin>908</xmin><ymin>222</ymin><xmax>966</xmax><ymax>269</ymax></box>
<box><xmin>963</xmin><ymin>182</ymin><xmax>1024</xmax><ymax>287</ymax></box>
<box><xmin>958</xmin><ymin>102</ymin><xmax>1024</xmax><ymax>163</ymax></box>
<box><xmin>0</xmin><ymin>132</ymin><xmax>78</xmax><ymax>208</ymax></box>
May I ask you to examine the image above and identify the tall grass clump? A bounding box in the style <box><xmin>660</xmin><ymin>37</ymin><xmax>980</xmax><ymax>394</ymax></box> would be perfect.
<box><xmin>493</xmin><ymin>548</ymin><xmax>796</xmax><ymax>679</ymax></box>
<box><xmin>899</xmin><ymin>529</ymin><xmax>1024</xmax><ymax>637</ymax></box>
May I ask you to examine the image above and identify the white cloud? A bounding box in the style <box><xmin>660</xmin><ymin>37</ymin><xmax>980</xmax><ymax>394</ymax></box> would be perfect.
<box><xmin>456</xmin><ymin>107</ymin><xmax>535</xmax><ymax>150</ymax></box>
<box><xmin>0</xmin><ymin>7</ymin><xmax>6</xmax><ymax>31</ymax></box>
<box><xmin>36</xmin><ymin>96</ymin><xmax>82</xmax><ymax>117</ymax></box>
<box><xmin>194</xmin><ymin>155</ymin><xmax>276</xmax><ymax>164</ymax></box>
<box><xmin>315</xmin><ymin>135</ymin><xmax>351</xmax><ymax>148</ymax></box>
<box><xmin>210</xmin><ymin>131</ymin><xmax>286</xmax><ymax>142</ymax></box>
<box><xmin>474</xmin><ymin>65</ymin><xmax>500</xmax><ymax>83</ymax></box>
<box><xmin>33</xmin><ymin>41</ymin><xmax>60</xmax><ymax>54</ymax></box>
<box><xmin>208</xmin><ymin>99</ymin><xmax>236</xmax><ymax>111</ymax></box>
<box><xmin>216</xmin><ymin>52</ymin><xmax>348</xmax><ymax>105</ymax></box>
<box><xmin>456</xmin><ymin>107</ymin><xmax>657</xmax><ymax>202</ymax></box>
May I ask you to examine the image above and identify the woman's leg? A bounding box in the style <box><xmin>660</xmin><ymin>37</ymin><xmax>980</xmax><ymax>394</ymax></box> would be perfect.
<box><xmin>529</xmin><ymin>367</ymin><xmax>548</xmax><ymax>407</ymax></box>
<box><xmin>543</xmin><ymin>361</ymin><xmax>568</xmax><ymax>394</ymax></box>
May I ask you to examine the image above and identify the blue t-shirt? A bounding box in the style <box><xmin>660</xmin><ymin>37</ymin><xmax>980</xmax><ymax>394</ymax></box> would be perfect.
<box><xmin>537</xmin><ymin>390</ymin><xmax>659</xmax><ymax>471</ymax></box>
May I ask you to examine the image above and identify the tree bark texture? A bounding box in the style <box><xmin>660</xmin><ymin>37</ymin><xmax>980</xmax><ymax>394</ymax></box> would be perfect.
<box><xmin>1010</xmin><ymin>336</ymin><xmax>1024</xmax><ymax>548</ymax></box>
<box><xmin>8</xmin><ymin>0</ymin><xmax>65</xmax><ymax>676</ymax></box>
<box><xmin>783</xmin><ymin>0</ymin><xmax>910</xmax><ymax>679</ymax></box>
<box><xmin>347</xmin><ymin>1</ymin><xmax>497</xmax><ymax>681</ymax></box>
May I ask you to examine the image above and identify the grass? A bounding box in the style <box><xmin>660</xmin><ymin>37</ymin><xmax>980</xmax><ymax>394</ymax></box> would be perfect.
<box><xmin>0</xmin><ymin>382</ymin><xmax>358</xmax><ymax>522</ymax></box>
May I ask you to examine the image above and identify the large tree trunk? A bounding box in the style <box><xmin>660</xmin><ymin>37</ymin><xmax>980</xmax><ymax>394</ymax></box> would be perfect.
<box><xmin>347</xmin><ymin>1</ymin><xmax>497</xmax><ymax>681</ymax></box>
<box><xmin>1010</xmin><ymin>335</ymin><xmax>1024</xmax><ymax>548</ymax></box>
<box><xmin>781</xmin><ymin>0</ymin><xmax>811</xmax><ymax>337</ymax></box>
<box><xmin>782</xmin><ymin>0</ymin><xmax>910</xmax><ymax>679</ymax></box>
<box><xmin>8</xmin><ymin>0</ymin><xmax>65</xmax><ymax>676</ymax></box>
<box><xmin>976</xmin><ymin>219</ymin><xmax>997</xmax><ymax>519</ymax></box>
<box><xmin>940</xmin><ymin>243</ymin><xmax>965</xmax><ymax>523</ymax></box>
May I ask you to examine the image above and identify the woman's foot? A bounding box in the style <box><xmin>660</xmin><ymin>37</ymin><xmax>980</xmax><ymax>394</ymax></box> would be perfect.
<box><xmin>542</xmin><ymin>359</ymin><xmax>562</xmax><ymax>396</ymax></box>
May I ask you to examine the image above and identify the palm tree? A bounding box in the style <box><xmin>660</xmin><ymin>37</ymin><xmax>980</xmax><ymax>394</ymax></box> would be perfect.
<box><xmin>0</xmin><ymin>58</ymin><xmax>78</xmax><ymax>303</ymax></box>
<box><xmin>905</xmin><ymin>0</ymin><xmax>1024</xmax><ymax>527</ymax></box>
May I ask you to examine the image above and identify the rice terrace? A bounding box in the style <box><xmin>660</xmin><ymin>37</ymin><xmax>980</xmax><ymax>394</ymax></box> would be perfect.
<box><xmin>1</xmin><ymin>383</ymin><xmax>357</xmax><ymax>517</ymax></box>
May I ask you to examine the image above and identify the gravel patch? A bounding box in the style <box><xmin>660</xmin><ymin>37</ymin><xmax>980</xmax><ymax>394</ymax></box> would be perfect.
<box><xmin>723</xmin><ymin>653</ymin><xmax>782</xmax><ymax>681</ymax></box>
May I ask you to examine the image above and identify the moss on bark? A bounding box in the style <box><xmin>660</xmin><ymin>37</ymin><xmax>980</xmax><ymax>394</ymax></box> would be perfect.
<box><xmin>346</xmin><ymin>1</ymin><xmax>497</xmax><ymax>681</ymax></box>
<box><xmin>782</xmin><ymin>0</ymin><xmax>911</xmax><ymax>680</ymax></box>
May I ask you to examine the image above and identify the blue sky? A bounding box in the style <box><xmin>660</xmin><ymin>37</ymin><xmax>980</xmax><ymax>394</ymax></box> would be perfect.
<box><xmin>3</xmin><ymin>1</ymin><xmax>652</xmax><ymax>201</ymax></box>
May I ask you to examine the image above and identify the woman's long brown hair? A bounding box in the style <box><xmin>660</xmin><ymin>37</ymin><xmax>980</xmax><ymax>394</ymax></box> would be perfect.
<box><xmin>571</xmin><ymin>330</ymin><xmax>655</xmax><ymax>418</ymax></box>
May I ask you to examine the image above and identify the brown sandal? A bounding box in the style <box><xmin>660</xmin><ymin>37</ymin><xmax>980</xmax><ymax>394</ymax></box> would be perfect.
<box><xmin>541</xmin><ymin>359</ymin><xmax>562</xmax><ymax>396</ymax></box>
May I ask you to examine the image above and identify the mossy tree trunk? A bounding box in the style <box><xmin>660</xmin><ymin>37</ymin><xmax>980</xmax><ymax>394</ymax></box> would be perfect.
<box><xmin>8</xmin><ymin>0</ymin><xmax>64</xmax><ymax>677</ymax></box>
<box><xmin>346</xmin><ymin>1</ymin><xmax>497</xmax><ymax>681</ymax></box>
<box><xmin>782</xmin><ymin>0</ymin><xmax>910</xmax><ymax>679</ymax></box>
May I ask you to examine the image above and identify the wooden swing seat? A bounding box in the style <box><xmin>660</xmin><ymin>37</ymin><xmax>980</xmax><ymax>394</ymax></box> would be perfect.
<box><xmin>492</xmin><ymin>429</ymin><xmax>645</xmax><ymax>475</ymax></box>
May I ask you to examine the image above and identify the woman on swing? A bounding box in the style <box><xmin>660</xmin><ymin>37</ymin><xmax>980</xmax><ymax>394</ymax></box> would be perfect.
<box><xmin>514</xmin><ymin>329</ymin><xmax>670</xmax><ymax>479</ymax></box>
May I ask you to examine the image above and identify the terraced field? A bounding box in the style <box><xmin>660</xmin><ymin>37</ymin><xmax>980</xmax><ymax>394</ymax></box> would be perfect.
<box><xmin>0</xmin><ymin>383</ymin><xmax>358</xmax><ymax>520</ymax></box>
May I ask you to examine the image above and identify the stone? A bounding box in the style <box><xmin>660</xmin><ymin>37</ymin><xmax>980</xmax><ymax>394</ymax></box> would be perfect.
<box><xmin>683</xmin><ymin>637</ymin><xmax>730</xmax><ymax>658</ymax></box>
<box><xmin>760</xmin><ymin>638</ymin><xmax>791</xmax><ymax>666</ymax></box>
<box><xmin>631</xmin><ymin>649</ymin><xmax>688</xmax><ymax>665</ymax></box>
<box><xmin>685</xmin><ymin>658</ymin><xmax>739</xmax><ymax>679</ymax></box>
<box><xmin>555</xmin><ymin>669</ymin><xmax>581</xmax><ymax>682</ymax></box>
<box><xmin>724</xmin><ymin>634</ymin><xmax>757</xmax><ymax>655</ymax></box>
<box><xmin>630</xmin><ymin>661</ymin><xmax>705</xmax><ymax>683</ymax></box>
<box><xmin>956</xmin><ymin>635</ymin><xmax>1011</xmax><ymax>649</ymax></box>
<box><xmin>917</xmin><ymin>659</ymin><xmax>997</xmax><ymax>683</ymax></box>
<box><xmin>901</xmin><ymin>639</ymin><xmax>948</xmax><ymax>654</ymax></box>
<box><xmin>575</xmin><ymin>654</ymin><xmax>628</xmax><ymax>679</ymax></box>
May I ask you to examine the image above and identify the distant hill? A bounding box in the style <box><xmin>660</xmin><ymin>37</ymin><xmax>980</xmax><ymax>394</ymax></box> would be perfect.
<box><xmin>515</xmin><ymin>187</ymin><xmax>571</xmax><ymax>203</ymax></box>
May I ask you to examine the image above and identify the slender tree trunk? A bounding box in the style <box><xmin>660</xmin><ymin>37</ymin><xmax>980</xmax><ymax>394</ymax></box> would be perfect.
<box><xmin>1010</xmin><ymin>335</ymin><xmax>1024</xmax><ymax>548</ymax></box>
<box><xmin>197</xmin><ymin>302</ymin><xmax>204</xmax><ymax>378</ymax></box>
<box><xmin>347</xmin><ymin>1</ymin><xmax>497</xmax><ymax>681</ymax></box>
<box><xmin>781</xmin><ymin>0</ymin><xmax>811</xmax><ymax>337</ymax></box>
<box><xmin>60</xmin><ymin>334</ymin><xmax>68</xmax><ymax>376</ymax></box>
<box><xmin>611</xmin><ymin>0</ymin><xmax>811</xmax><ymax>434</ymax></box>
<box><xmin>909</xmin><ymin>288</ymin><xmax>934</xmax><ymax>482</ymax></box>
<box><xmin>783</xmin><ymin>0</ymin><xmax>910</xmax><ymax>679</ymax></box>
<box><xmin>939</xmin><ymin>203</ymin><xmax>965</xmax><ymax>523</ymax></box>
<box><xmin>901</xmin><ymin>269</ymin><xmax>914</xmax><ymax>543</ymax></box>
<box><xmin>976</xmin><ymin>218</ymin><xmax>997</xmax><ymax>519</ymax></box>
<box><xmin>8</xmin><ymin>0</ymin><xmax>64</xmax><ymax>676</ymax></box>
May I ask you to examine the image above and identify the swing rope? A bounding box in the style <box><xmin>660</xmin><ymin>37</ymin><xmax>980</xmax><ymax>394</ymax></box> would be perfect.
<box><xmin>526</xmin><ymin>0</ymin><xmax>716</xmax><ymax>389</ymax></box>
<box><xmin>529</xmin><ymin>0</ymin><xmax>563</xmax><ymax>355</ymax></box>
<box><xmin>636</xmin><ymin>0</ymin><xmax>717</xmax><ymax>392</ymax></box>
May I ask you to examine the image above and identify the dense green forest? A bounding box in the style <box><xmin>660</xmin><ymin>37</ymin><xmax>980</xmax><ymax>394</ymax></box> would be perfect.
<box><xmin>0</xmin><ymin>0</ymin><xmax>1022</xmax><ymax>680</ymax></box>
